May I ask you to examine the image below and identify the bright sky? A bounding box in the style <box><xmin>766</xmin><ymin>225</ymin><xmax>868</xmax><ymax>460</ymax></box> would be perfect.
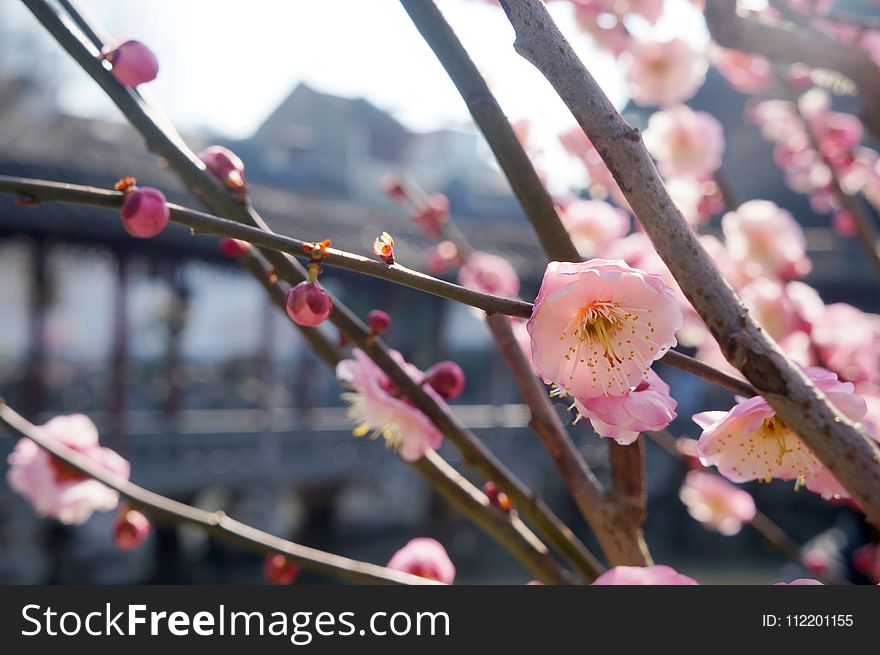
<box><xmin>4</xmin><ymin>1</ymin><xmax>706</xmax><ymax>134</ymax></box>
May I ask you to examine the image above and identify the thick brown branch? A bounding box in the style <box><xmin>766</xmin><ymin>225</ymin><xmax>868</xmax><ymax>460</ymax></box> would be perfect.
<box><xmin>501</xmin><ymin>0</ymin><xmax>880</xmax><ymax>527</ymax></box>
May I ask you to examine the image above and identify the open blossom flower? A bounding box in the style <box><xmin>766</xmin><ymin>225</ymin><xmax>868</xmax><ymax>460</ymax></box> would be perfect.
<box><xmin>643</xmin><ymin>105</ymin><xmax>725</xmax><ymax>179</ymax></box>
<box><xmin>694</xmin><ymin>367</ymin><xmax>869</xmax><ymax>499</ymax></box>
<box><xmin>387</xmin><ymin>538</ymin><xmax>455</xmax><ymax>584</ymax></box>
<box><xmin>558</xmin><ymin>199</ymin><xmax>630</xmax><ymax>258</ymax></box>
<box><xmin>6</xmin><ymin>414</ymin><xmax>130</xmax><ymax>525</ymax></box>
<box><xmin>336</xmin><ymin>348</ymin><xmax>444</xmax><ymax>462</ymax></box>
<box><xmin>458</xmin><ymin>251</ymin><xmax>520</xmax><ymax>298</ymax></box>
<box><xmin>626</xmin><ymin>38</ymin><xmax>707</xmax><ymax>107</ymax></box>
<box><xmin>679</xmin><ymin>470</ymin><xmax>756</xmax><ymax>536</ymax></box>
<box><xmin>572</xmin><ymin>369</ymin><xmax>677</xmax><ymax>445</ymax></box>
<box><xmin>528</xmin><ymin>260</ymin><xmax>683</xmax><ymax>399</ymax></box>
<box><xmin>593</xmin><ymin>565</ymin><xmax>698</xmax><ymax>585</ymax></box>
<box><xmin>812</xmin><ymin>303</ymin><xmax>880</xmax><ymax>386</ymax></box>
<box><xmin>721</xmin><ymin>200</ymin><xmax>811</xmax><ymax>280</ymax></box>
<box><xmin>714</xmin><ymin>49</ymin><xmax>773</xmax><ymax>94</ymax></box>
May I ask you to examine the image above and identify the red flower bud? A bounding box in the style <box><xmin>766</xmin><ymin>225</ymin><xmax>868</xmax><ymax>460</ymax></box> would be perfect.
<box><xmin>482</xmin><ymin>481</ymin><xmax>512</xmax><ymax>513</ymax></box>
<box><xmin>120</xmin><ymin>187</ymin><xmax>169</xmax><ymax>238</ymax></box>
<box><xmin>424</xmin><ymin>361</ymin><xmax>465</xmax><ymax>400</ymax></box>
<box><xmin>367</xmin><ymin>309</ymin><xmax>391</xmax><ymax>335</ymax></box>
<box><xmin>219</xmin><ymin>238</ymin><xmax>250</xmax><ymax>258</ymax></box>
<box><xmin>285</xmin><ymin>281</ymin><xmax>332</xmax><ymax>327</ymax></box>
<box><xmin>264</xmin><ymin>553</ymin><xmax>301</xmax><ymax>585</ymax></box>
<box><xmin>411</xmin><ymin>194</ymin><xmax>449</xmax><ymax>237</ymax></box>
<box><xmin>107</xmin><ymin>40</ymin><xmax>159</xmax><ymax>87</ymax></box>
<box><xmin>199</xmin><ymin>146</ymin><xmax>246</xmax><ymax>189</ymax></box>
<box><xmin>113</xmin><ymin>508</ymin><xmax>151</xmax><ymax>550</ymax></box>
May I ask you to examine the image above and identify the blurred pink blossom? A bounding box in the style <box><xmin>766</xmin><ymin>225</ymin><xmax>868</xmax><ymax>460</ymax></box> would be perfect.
<box><xmin>337</xmin><ymin>349</ymin><xmax>444</xmax><ymax>462</ymax></box>
<box><xmin>679</xmin><ymin>470</ymin><xmax>756</xmax><ymax>536</ymax></box>
<box><xmin>715</xmin><ymin>49</ymin><xmax>773</xmax><ymax>94</ymax></box>
<box><xmin>558</xmin><ymin>199</ymin><xmax>630</xmax><ymax>258</ymax></box>
<box><xmin>458</xmin><ymin>251</ymin><xmax>521</xmax><ymax>298</ymax></box>
<box><xmin>643</xmin><ymin>105</ymin><xmax>725</xmax><ymax>179</ymax></box>
<box><xmin>626</xmin><ymin>38</ymin><xmax>707</xmax><ymax>107</ymax></box>
<box><xmin>722</xmin><ymin>200</ymin><xmax>811</xmax><ymax>280</ymax></box>
<box><xmin>593</xmin><ymin>565</ymin><xmax>698</xmax><ymax>585</ymax></box>
<box><xmin>7</xmin><ymin>414</ymin><xmax>130</xmax><ymax>525</ymax></box>
<box><xmin>387</xmin><ymin>538</ymin><xmax>455</xmax><ymax>584</ymax></box>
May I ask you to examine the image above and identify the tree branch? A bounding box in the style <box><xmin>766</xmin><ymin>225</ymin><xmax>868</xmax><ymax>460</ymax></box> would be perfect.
<box><xmin>22</xmin><ymin>0</ymin><xmax>601</xmax><ymax>580</ymax></box>
<box><xmin>500</xmin><ymin>0</ymin><xmax>880</xmax><ymax>528</ymax></box>
<box><xmin>0</xmin><ymin>401</ymin><xmax>434</xmax><ymax>585</ymax></box>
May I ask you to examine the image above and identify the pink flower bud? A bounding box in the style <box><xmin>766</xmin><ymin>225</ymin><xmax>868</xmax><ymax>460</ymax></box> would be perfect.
<box><xmin>198</xmin><ymin>146</ymin><xmax>246</xmax><ymax>189</ymax></box>
<box><xmin>411</xmin><ymin>194</ymin><xmax>449</xmax><ymax>237</ymax></box>
<box><xmin>367</xmin><ymin>309</ymin><xmax>391</xmax><ymax>335</ymax></box>
<box><xmin>120</xmin><ymin>187</ymin><xmax>169</xmax><ymax>238</ymax></box>
<box><xmin>107</xmin><ymin>40</ymin><xmax>159</xmax><ymax>87</ymax></box>
<box><xmin>285</xmin><ymin>281</ymin><xmax>332</xmax><ymax>327</ymax></box>
<box><xmin>113</xmin><ymin>508</ymin><xmax>151</xmax><ymax>550</ymax></box>
<box><xmin>219</xmin><ymin>238</ymin><xmax>250</xmax><ymax>258</ymax></box>
<box><xmin>424</xmin><ymin>361</ymin><xmax>465</xmax><ymax>400</ymax></box>
<box><xmin>264</xmin><ymin>554</ymin><xmax>301</xmax><ymax>585</ymax></box>
<box><xmin>803</xmin><ymin>549</ymin><xmax>829</xmax><ymax>576</ymax></box>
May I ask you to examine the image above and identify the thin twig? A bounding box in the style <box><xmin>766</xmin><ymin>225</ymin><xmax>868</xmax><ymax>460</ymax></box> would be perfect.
<box><xmin>0</xmin><ymin>401</ymin><xmax>434</xmax><ymax>585</ymax></box>
<box><xmin>500</xmin><ymin>0</ymin><xmax>880</xmax><ymax>528</ymax></box>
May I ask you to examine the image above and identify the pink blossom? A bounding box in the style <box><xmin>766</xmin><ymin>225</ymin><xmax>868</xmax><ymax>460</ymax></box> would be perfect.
<box><xmin>558</xmin><ymin>199</ymin><xmax>630</xmax><ymax>258</ymax></box>
<box><xmin>679</xmin><ymin>470</ymin><xmax>756</xmax><ymax>535</ymax></box>
<box><xmin>558</xmin><ymin>128</ymin><xmax>629</xmax><ymax>207</ymax></box>
<box><xmin>6</xmin><ymin>414</ymin><xmax>130</xmax><ymax>525</ymax></box>
<box><xmin>425</xmin><ymin>240</ymin><xmax>460</xmax><ymax>275</ymax></box>
<box><xmin>721</xmin><ymin>200</ymin><xmax>811</xmax><ymax>280</ymax></box>
<box><xmin>811</xmin><ymin>303</ymin><xmax>880</xmax><ymax>386</ymax></box>
<box><xmin>715</xmin><ymin>49</ymin><xmax>773</xmax><ymax>94</ymax></box>
<box><xmin>738</xmin><ymin>279</ymin><xmax>817</xmax><ymax>351</ymax></box>
<box><xmin>113</xmin><ymin>508</ymin><xmax>151</xmax><ymax>550</ymax></box>
<box><xmin>528</xmin><ymin>259</ymin><xmax>682</xmax><ymax>399</ymax></box>
<box><xmin>336</xmin><ymin>348</ymin><xmax>444</xmax><ymax>462</ymax></box>
<box><xmin>387</xmin><ymin>538</ymin><xmax>455</xmax><ymax>584</ymax></box>
<box><xmin>106</xmin><ymin>40</ymin><xmax>158</xmax><ymax>87</ymax></box>
<box><xmin>694</xmin><ymin>367</ymin><xmax>869</xmax><ymax>499</ymax></box>
<box><xmin>411</xmin><ymin>194</ymin><xmax>449</xmax><ymax>237</ymax></box>
<box><xmin>458</xmin><ymin>251</ymin><xmax>520</xmax><ymax>298</ymax></box>
<box><xmin>572</xmin><ymin>369</ymin><xmax>677</xmax><ymax>445</ymax></box>
<box><xmin>626</xmin><ymin>38</ymin><xmax>707</xmax><ymax>108</ymax></box>
<box><xmin>643</xmin><ymin>105</ymin><xmax>725</xmax><ymax>178</ymax></box>
<box><xmin>120</xmin><ymin>187</ymin><xmax>169</xmax><ymax>239</ymax></box>
<box><xmin>593</xmin><ymin>565</ymin><xmax>698</xmax><ymax>585</ymax></box>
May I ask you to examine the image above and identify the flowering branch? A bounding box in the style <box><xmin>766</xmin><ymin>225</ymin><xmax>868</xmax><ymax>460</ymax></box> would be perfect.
<box><xmin>499</xmin><ymin>0</ymin><xmax>880</xmax><ymax>528</ymax></box>
<box><xmin>0</xmin><ymin>176</ymin><xmax>531</xmax><ymax>318</ymax></box>
<box><xmin>703</xmin><ymin>0</ymin><xmax>880</xmax><ymax>142</ymax></box>
<box><xmin>0</xmin><ymin>176</ymin><xmax>756</xmax><ymax>399</ymax></box>
<box><xmin>646</xmin><ymin>430</ymin><xmax>850</xmax><ymax>586</ymax></box>
<box><xmin>0</xmin><ymin>401</ymin><xmax>434</xmax><ymax>585</ymax></box>
<box><xmin>22</xmin><ymin>0</ymin><xmax>601</xmax><ymax>580</ymax></box>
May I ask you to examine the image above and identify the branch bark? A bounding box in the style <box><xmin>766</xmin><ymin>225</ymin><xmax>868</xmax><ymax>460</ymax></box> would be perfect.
<box><xmin>500</xmin><ymin>0</ymin><xmax>880</xmax><ymax>528</ymax></box>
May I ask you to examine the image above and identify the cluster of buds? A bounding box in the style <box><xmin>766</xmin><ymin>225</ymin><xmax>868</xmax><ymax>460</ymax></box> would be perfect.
<box><xmin>103</xmin><ymin>40</ymin><xmax>159</xmax><ymax>87</ymax></box>
<box><xmin>285</xmin><ymin>240</ymin><xmax>333</xmax><ymax>327</ymax></box>
<box><xmin>372</xmin><ymin>232</ymin><xmax>395</xmax><ymax>265</ymax></box>
<box><xmin>199</xmin><ymin>145</ymin><xmax>248</xmax><ymax>200</ymax></box>
<box><xmin>263</xmin><ymin>553</ymin><xmax>301</xmax><ymax>585</ymax></box>
<box><xmin>115</xmin><ymin>176</ymin><xmax>169</xmax><ymax>239</ymax></box>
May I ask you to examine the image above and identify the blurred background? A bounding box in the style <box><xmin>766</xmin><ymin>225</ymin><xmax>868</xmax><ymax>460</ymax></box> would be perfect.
<box><xmin>0</xmin><ymin>0</ymin><xmax>877</xmax><ymax>584</ymax></box>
